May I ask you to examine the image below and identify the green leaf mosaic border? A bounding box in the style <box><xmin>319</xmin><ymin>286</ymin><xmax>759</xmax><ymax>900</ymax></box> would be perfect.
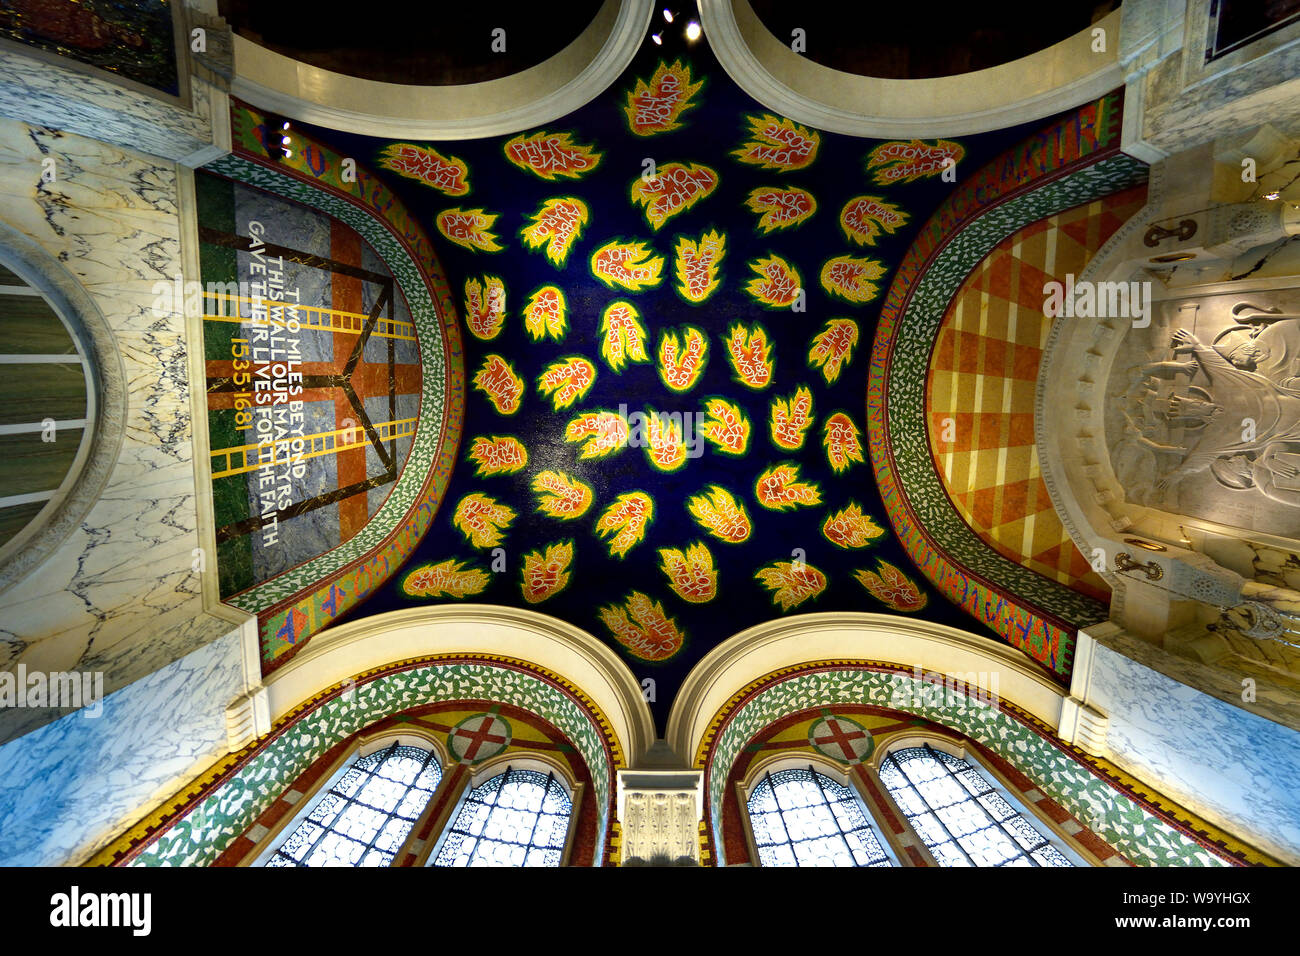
<box><xmin>884</xmin><ymin>155</ymin><xmax>1146</xmax><ymax>630</ymax></box>
<box><xmin>703</xmin><ymin>666</ymin><xmax>1233</xmax><ymax>867</ymax></box>
<box><xmin>128</xmin><ymin>660</ymin><xmax>614</xmax><ymax>866</ymax></box>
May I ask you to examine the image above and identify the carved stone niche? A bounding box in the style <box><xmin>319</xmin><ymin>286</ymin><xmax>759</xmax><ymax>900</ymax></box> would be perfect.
<box><xmin>1037</xmin><ymin>130</ymin><xmax>1300</xmax><ymax>717</ymax></box>
<box><xmin>616</xmin><ymin>770</ymin><xmax>703</xmax><ymax>866</ymax></box>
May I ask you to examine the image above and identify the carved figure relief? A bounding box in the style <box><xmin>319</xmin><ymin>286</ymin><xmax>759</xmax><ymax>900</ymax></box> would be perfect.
<box><xmin>1106</xmin><ymin>291</ymin><xmax>1300</xmax><ymax>535</ymax></box>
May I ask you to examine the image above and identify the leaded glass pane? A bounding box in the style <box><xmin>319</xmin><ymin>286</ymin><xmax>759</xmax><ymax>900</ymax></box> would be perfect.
<box><xmin>433</xmin><ymin>768</ymin><xmax>573</xmax><ymax>867</ymax></box>
<box><xmin>746</xmin><ymin>767</ymin><xmax>898</xmax><ymax>868</ymax></box>
<box><xmin>879</xmin><ymin>746</ymin><xmax>1077</xmax><ymax>868</ymax></box>
<box><xmin>263</xmin><ymin>743</ymin><xmax>442</xmax><ymax>867</ymax></box>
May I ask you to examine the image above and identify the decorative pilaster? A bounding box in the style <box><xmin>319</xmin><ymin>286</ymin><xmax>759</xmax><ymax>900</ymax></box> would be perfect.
<box><xmin>616</xmin><ymin>770</ymin><xmax>703</xmax><ymax>865</ymax></box>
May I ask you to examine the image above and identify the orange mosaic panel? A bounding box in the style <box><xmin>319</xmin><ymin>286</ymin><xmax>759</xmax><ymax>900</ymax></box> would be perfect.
<box><xmin>925</xmin><ymin>185</ymin><xmax>1148</xmax><ymax>602</ymax></box>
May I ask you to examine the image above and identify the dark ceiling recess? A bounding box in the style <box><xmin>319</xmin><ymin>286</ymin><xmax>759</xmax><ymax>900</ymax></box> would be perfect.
<box><xmin>218</xmin><ymin>0</ymin><xmax>605</xmax><ymax>86</ymax></box>
<box><xmin>749</xmin><ymin>0</ymin><xmax>1120</xmax><ymax>79</ymax></box>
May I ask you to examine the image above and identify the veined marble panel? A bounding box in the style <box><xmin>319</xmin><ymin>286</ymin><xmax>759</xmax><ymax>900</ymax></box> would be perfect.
<box><xmin>0</xmin><ymin>625</ymin><xmax>245</xmax><ymax>866</ymax></box>
<box><xmin>1088</xmin><ymin>640</ymin><xmax>1300</xmax><ymax>863</ymax></box>
<box><xmin>0</xmin><ymin>117</ymin><xmax>234</xmax><ymax>743</ymax></box>
<box><xmin>0</xmin><ymin>49</ymin><xmax>218</xmax><ymax>164</ymax></box>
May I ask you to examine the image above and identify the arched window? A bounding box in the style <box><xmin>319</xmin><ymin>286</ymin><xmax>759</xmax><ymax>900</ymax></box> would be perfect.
<box><xmin>0</xmin><ymin>260</ymin><xmax>96</xmax><ymax>564</ymax></box>
<box><xmin>746</xmin><ymin>766</ymin><xmax>897</xmax><ymax>867</ymax></box>
<box><xmin>432</xmin><ymin>767</ymin><xmax>573</xmax><ymax>867</ymax></box>
<box><xmin>265</xmin><ymin>742</ymin><xmax>442</xmax><ymax>867</ymax></box>
<box><xmin>877</xmin><ymin>745</ymin><xmax>1074</xmax><ymax>867</ymax></box>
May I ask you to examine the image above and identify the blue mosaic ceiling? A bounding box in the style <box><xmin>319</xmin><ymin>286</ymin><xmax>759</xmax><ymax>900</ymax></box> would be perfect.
<box><xmin>244</xmin><ymin>28</ymin><xmax>1121</xmax><ymax>727</ymax></box>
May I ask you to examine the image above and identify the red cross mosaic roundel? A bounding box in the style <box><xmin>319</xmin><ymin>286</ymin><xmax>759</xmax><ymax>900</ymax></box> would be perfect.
<box><xmin>448</xmin><ymin>712</ymin><xmax>513</xmax><ymax>764</ymax></box>
<box><xmin>807</xmin><ymin>714</ymin><xmax>874</xmax><ymax>764</ymax></box>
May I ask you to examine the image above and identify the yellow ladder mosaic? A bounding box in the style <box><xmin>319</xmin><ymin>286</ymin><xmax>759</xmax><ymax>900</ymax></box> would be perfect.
<box><xmin>203</xmin><ymin>292</ymin><xmax>416</xmax><ymax>341</ymax></box>
<box><xmin>210</xmin><ymin>418</ymin><xmax>417</xmax><ymax>479</ymax></box>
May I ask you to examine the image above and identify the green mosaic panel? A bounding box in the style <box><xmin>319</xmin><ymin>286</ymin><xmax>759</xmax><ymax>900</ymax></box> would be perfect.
<box><xmin>203</xmin><ymin>154</ymin><xmax>449</xmax><ymax>612</ymax></box>
<box><xmin>131</xmin><ymin>663</ymin><xmax>611</xmax><ymax>866</ymax></box>
<box><xmin>707</xmin><ymin>668</ymin><xmax>1230</xmax><ymax>867</ymax></box>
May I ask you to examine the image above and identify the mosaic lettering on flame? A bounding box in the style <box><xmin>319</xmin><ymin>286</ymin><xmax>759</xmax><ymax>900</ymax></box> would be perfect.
<box><xmin>531</xmin><ymin>470</ymin><xmax>594</xmax><ymax>520</ymax></box>
<box><xmin>745</xmin><ymin>254</ymin><xmax>802</xmax><ymax>309</ymax></box>
<box><xmin>732</xmin><ymin>114</ymin><xmax>820</xmax><ymax>172</ymax></box>
<box><xmin>590</xmin><ymin>240</ymin><xmax>665</xmax><ymax>292</ymax></box>
<box><xmin>523</xmin><ymin>285</ymin><xmax>567</xmax><ymax>342</ymax></box>
<box><xmin>401</xmin><ymin>559</ymin><xmax>489</xmax><ymax>599</ymax></box>
<box><xmin>599</xmin><ymin>301</ymin><xmax>650</xmax><ymax>372</ymax></box>
<box><xmin>644</xmin><ymin>408</ymin><xmax>688</xmax><ymax>473</ymax></box>
<box><xmin>436</xmin><ymin>207</ymin><xmax>503</xmax><ymax>252</ymax></box>
<box><xmin>537</xmin><ymin>356</ymin><xmax>596</xmax><ymax>411</ymax></box>
<box><xmin>472</xmin><ymin>354</ymin><xmax>524</xmax><ymax>415</ymax></box>
<box><xmin>724</xmin><ymin>322</ymin><xmax>774</xmax><ymax>389</ymax></box>
<box><xmin>625</xmin><ymin>59</ymin><xmax>704</xmax><ymax>136</ymax></box>
<box><xmin>659</xmin><ymin>541</ymin><xmax>718</xmax><ymax>604</ymax></box>
<box><xmin>822</xmin><ymin>412</ymin><xmax>864</xmax><ymax>473</ymax></box>
<box><xmin>821</xmin><ymin>501</ymin><xmax>885</xmax><ymax>549</ymax></box>
<box><xmin>866</xmin><ymin>139</ymin><xmax>965</xmax><ymax>185</ymax></box>
<box><xmin>598</xmin><ymin>591</ymin><xmax>685</xmax><ymax>661</ymax></box>
<box><xmin>838</xmin><ymin>196</ymin><xmax>908</xmax><ymax>247</ymax></box>
<box><xmin>564</xmin><ymin>410</ymin><xmax>630</xmax><ymax>460</ymax></box>
<box><xmin>503</xmin><ymin>130</ymin><xmax>603</xmax><ymax>180</ymax></box>
<box><xmin>700</xmin><ymin>397</ymin><xmax>750</xmax><ymax>456</ymax></box>
<box><xmin>452</xmin><ymin>492</ymin><xmax>516</xmax><ymax>548</ymax></box>
<box><xmin>686</xmin><ymin>485</ymin><xmax>752</xmax><ymax>544</ymax></box>
<box><xmin>520</xmin><ymin>540</ymin><xmax>574</xmax><ymax>604</ymax></box>
<box><xmin>463</xmin><ymin>275</ymin><xmax>506</xmax><ymax>341</ymax></box>
<box><xmin>855</xmin><ymin>559</ymin><xmax>928</xmax><ymax>612</ymax></box>
<box><xmin>820</xmin><ymin>255</ymin><xmax>887</xmax><ymax>304</ymax></box>
<box><xmin>745</xmin><ymin>186</ymin><xmax>816</xmax><ymax>234</ymax></box>
<box><xmin>630</xmin><ymin>162</ymin><xmax>719</xmax><ymax>231</ymax></box>
<box><xmin>673</xmin><ymin>229</ymin><xmax>726</xmax><ymax>303</ymax></box>
<box><xmin>377</xmin><ymin>143</ymin><xmax>470</xmax><ymax>196</ymax></box>
<box><xmin>520</xmin><ymin>197</ymin><xmax>589</xmax><ymax>267</ymax></box>
<box><xmin>657</xmin><ymin>325</ymin><xmax>708</xmax><ymax>392</ymax></box>
<box><xmin>467</xmin><ymin>435</ymin><xmax>529</xmax><ymax>477</ymax></box>
<box><xmin>808</xmin><ymin>318</ymin><xmax>859</xmax><ymax>385</ymax></box>
<box><xmin>755</xmin><ymin>462</ymin><xmax>822</xmax><ymax>511</ymax></box>
<box><xmin>595</xmin><ymin>491</ymin><xmax>654</xmax><ymax>558</ymax></box>
<box><xmin>769</xmin><ymin>385</ymin><xmax>814</xmax><ymax>451</ymax></box>
<box><xmin>755</xmin><ymin>560</ymin><xmax>827</xmax><ymax>612</ymax></box>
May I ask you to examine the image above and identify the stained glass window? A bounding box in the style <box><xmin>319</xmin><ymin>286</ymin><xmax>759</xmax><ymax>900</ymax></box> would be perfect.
<box><xmin>265</xmin><ymin>742</ymin><xmax>442</xmax><ymax>867</ymax></box>
<box><xmin>746</xmin><ymin>766</ymin><xmax>896</xmax><ymax>867</ymax></box>
<box><xmin>878</xmin><ymin>745</ymin><xmax>1074</xmax><ymax>867</ymax></box>
<box><xmin>433</xmin><ymin>767</ymin><xmax>573</xmax><ymax>867</ymax></box>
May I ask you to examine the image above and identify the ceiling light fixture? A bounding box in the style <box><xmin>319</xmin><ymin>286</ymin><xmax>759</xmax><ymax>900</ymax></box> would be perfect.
<box><xmin>663</xmin><ymin>8</ymin><xmax>674</xmax><ymax>22</ymax></box>
<box><xmin>651</xmin><ymin>32</ymin><xmax>662</xmax><ymax>45</ymax></box>
<box><xmin>685</xmin><ymin>20</ymin><xmax>701</xmax><ymax>40</ymax></box>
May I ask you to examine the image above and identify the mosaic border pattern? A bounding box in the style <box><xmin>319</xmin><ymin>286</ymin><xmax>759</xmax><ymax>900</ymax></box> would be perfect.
<box><xmin>94</xmin><ymin>655</ymin><xmax>622</xmax><ymax>867</ymax></box>
<box><xmin>697</xmin><ymin>662</ymin><xmax>1267</xmax><ymax>867</ymax></box>
<box><xmin>205</xmin><ymin>101</ymin><xmax>465</xmax><ymax>668</ymax></box>
<box><xmin>867</xmin><ymin>93</ymin><xmax>1143</xmax><ymax>677</ymax></box>
<box><xmin>922</xmin><ymin>188</ymin><xmax>1148</xmax><ymax>604</ymax></box>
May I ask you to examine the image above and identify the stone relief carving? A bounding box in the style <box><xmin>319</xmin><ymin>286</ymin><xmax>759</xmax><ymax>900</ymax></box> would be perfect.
<box><xmin>1106</xmin><ymin>290</ymin><xmax>1300</xmax><ymax>537</ymax></box>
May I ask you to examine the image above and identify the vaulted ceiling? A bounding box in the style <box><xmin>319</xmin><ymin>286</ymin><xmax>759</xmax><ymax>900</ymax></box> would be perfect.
<box><xmin>199</xmin><ymin>14</ymin><xmax>1146</xmax><ymax>728</ymax></box>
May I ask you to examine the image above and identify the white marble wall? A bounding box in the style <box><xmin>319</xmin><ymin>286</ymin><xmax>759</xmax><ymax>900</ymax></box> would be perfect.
<box><xmin>1086</xmin><ymin>636</ymin><xmax>1300</xmax><ymax>863</ymax></box>
<box><xmin>0</xmin><ymin>44</ymin><xmax>224</xmax><ymax>166</ymax></box>
<box><xmin>0</xmin><ymin>623</ymin><xmax>245</xmax><ymax>866</ymax></box>
<box><xmin>1120</xmin><ymin>0</ymin><xmax>1300</xmax><ymax>161</ymax></box>
<box><xmin>0</xmin><ymin>117</ymin><xmax>234</xmax><ymax>743</ymax></box>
